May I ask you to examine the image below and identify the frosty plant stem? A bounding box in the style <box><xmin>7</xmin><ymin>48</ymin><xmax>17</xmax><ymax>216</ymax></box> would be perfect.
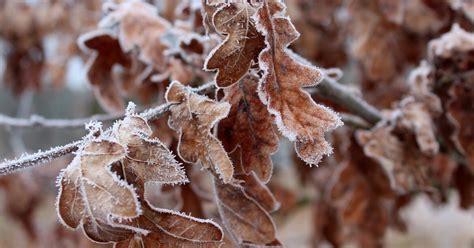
<box><xmin>0</xmin><ymin>102</ymin><xmax>176</xmax><ymax>175</ymax></box>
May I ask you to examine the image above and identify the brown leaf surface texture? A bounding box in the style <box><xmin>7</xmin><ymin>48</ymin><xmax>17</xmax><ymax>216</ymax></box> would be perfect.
<box><xmin>166</xmin><ymin>81</ymin><xmax>234</xmax><ymax>183</ymax></box>
<box><xmin>214</xmin><ymin>179</ymin><xmax>276</xmax><ymax>245</ymax></box>
<box><xmin>255</xmin><ymin>0</ymin><xmax>342</xmax><ymax>165</ymax></box>
<box><xmin>57</xmin><ymin>139</ymin><xmax>140</xmax><ymax>242</ymax></box>
<box><xmin>113</xmin><ymin>202</ymin><xmax>223</xmax><ymax>248</ymax></box>
<box><xmin>79</xmin><ymin>30</ymin><xmax>130</xmax><ymax>113</ymax></box>
<box><xmin>218</xmin><ymin>73</ymin><xmax>278</xmax><ymax>182</ymax></box>
<box><xmin>203</xmin><ymin>0</ymin><xmax>266</xmax><ymax>87</ymax></box>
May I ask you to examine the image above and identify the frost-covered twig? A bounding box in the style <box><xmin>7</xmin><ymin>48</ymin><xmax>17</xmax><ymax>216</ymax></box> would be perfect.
<box><xmin>0</xmin><ymin>102</ymin><xmax>178</xmax><ymax>176</ymax></box>
<box><xmin>0</xmin><ymin>140</ymin><xmax>81</xmax><ymax>175</ymax></box>
<box><xmin>0</xmin><ymin>112</ymin><xmax>125</xmax><ymax>129</ymax></box>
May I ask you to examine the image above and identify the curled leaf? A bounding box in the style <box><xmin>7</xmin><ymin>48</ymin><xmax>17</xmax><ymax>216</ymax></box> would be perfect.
<box><xmin>166</xmin><ymin>81</ymin><xmax>234</xmax><ymax>183</ymax></box>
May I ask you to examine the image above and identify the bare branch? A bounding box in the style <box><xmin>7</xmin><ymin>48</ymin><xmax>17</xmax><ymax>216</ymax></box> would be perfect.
<box><xmin>0</xmin><ymin>112</ymin><xmax>124</xmax><ymax>129</ymax></box>
<box><xmin>315</xmin><ymin>76</ymin><xmax>383</xmax><ymax>125</ymax></box>
<box><xmin>340</xmin><ymin>113</ymin><xmax>371</xmax><ymax>129</ymax></box>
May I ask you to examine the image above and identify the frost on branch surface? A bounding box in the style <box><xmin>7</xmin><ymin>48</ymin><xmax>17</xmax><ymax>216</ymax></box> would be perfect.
<box><xmin>57</xmin><ymin>113</ymin><xmax>224</xmax><ymax>246</ymax></box>
<box><xmin>202</xmin><ymin>0</ymin><xmax>266</xmax><ymax>87</ymax></box>
<box><xmin>166</xmin><ymin>81</ymin><xmax>234</xmax><ymax>183</ymax></box>
<box><xmin>218</xmin><ymin>73</ymin><xmax>278</xmax><ymax>182</ymax></box>
<box><xmin>254</xmin><ymin>0</ymin><xmax>342</xmax><ymax>165</ymax></box>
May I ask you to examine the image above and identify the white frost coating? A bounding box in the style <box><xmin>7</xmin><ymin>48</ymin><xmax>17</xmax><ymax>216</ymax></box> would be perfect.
<box><xmin>125</xmin><ymin>102</ymin><xmax>137</xmax><ymax>116</ymax></box>
<box><xmin>252</xmin><ymin>0</ymin><xmax>342</xmax><ymax>165</ymax></box>
<box><xmin>0</xmin><ymin>140</ymin><xmax>82</xmax><ymax>175</ymax></box>
<box><xmin>145</xmin><ymin>198</ymin><xmax>224</xmax><ymax>241</ymax></box>
<box><xmin>428</xmin><ymin>24</ymin><xmax>474</xmax><ymax>59</ymax></box>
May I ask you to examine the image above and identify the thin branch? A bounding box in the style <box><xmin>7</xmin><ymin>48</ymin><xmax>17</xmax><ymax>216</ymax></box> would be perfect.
<box><xmin>339</xmin><ymin>113</ymin><xmax>371</xmax><ymax>129</ymax></box>
<box><xmin>0</xmin><ymin>102</ymin><xmax>178</xmax><ymax>176</ymax></box>
<box><xmin>0</xmin><ymin>112</ymin><xmax>122</xmax><ymax>129</ymax></box>
<box><xmin>315</xmin><ymin>76</ymin><xmax>383</xmax><ymax>125</ymax></box>
<box><xmin>0</xmin><ymin>140</ymin><xmax>81</xmax><ymax>175</ymax></box>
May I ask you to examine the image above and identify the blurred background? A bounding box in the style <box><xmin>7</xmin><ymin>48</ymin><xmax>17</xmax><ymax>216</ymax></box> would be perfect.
<box><xmin>0</xmin><ymin>0</ymin><xmax>473</xmax><ymax>247</ymax></box>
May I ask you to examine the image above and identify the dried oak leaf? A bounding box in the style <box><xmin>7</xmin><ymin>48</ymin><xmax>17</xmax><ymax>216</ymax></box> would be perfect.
<box><xmin>236</xmin><ymin>171</ymin><xmax>279</xmax><ymax>213</ymax></box>
<box><xmin>100</xmin><ymin>0</ymin><xmax>171</xmax><ymax>71</ymax></box>
<box><xmin>114</xmin><ymin>202</ymin><xmax>224</xmax><ymax>248</ymax></box>
<box><xmin>356</xmin><ymin>126</ymin><xmax>430</xmax><ymax>193</ymax></box>
<box><xmin>57</xmin><ymin>139</ymin><xmax>140</xmax><ymax>243</ymax></box>
<box><xmin>214</xmin><ymin>179</ymin><xmax>277</xmax><ymax>245</ymax></box>
<box><xmin>397</xmin><ymin>99</ymin><xmax>439</xmax><ymax>155</ymax></box>
<box><xmin>113</xmin><ymin>114</ymin><xmax>223</xmax><ymax>247</ymax></box>
<box><xmin>203</xmin><ymin>0</ymin><xmax>266</xmax><ymax>87</ymax></box>
<box><xmin>79</xmin><ymin>30</ymin><xmax>130</xmax><ymax>113</ymax></box>
<box><xmin>218</xmin><ymin>74</ymin><xmax>278</xmax><ymax>182</ymax></box>
<box><xmin>255</xmin><ymin>0</ymin><xmax>342</xmax><ymax>165</ymax></box>
<box><xmin>328</xmin><ymin>160</ymin><xmax>390</xmax><ymax>248</ymax></box>
<box><xmin>114</xmin><ymin>115</ymin><xmax>188</xmax><ymax>187</ymax></box>
<box><xmin>166</xmin><ymin>81</ymin><xmax>234</xmax><ymax>183</ymax></box>
<box><xmin>429</xmin><ymin>24</ymin><xmax>474</xmax><ymax>169</ymax></box>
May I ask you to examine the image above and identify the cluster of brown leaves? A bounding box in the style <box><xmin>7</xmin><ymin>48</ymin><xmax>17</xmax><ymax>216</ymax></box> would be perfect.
<box><xmin>310</xmin><ymin>23</ymin><xmax>474</xmax><ymax>247</ymax></box>
<box><xmin>57</xmin><ymin>113</ymin><xmax>224</xmax><ymax>247</ymax></box>
<box><xmin>2</xmin><ymin>0</ymin><xmax>474</xmax><ymax>247</ymax></box>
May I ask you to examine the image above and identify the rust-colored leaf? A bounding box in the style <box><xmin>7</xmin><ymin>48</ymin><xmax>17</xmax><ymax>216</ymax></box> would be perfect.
<box><xmin>214</xmin><ymin>179</ymin><xmax>276</xmax><ymax>245</ymax></box>
<box><xmin>356</xmin><ymin>126</ymin><xmax>430</xmax><ymax>193</ymax></box>
<box><xmin>218</xmin><ymin>73</ymin><xmax>278</xmax><ymax>182</ymax></box>
<box><xmin>101</xmin><ymin>0</ymin><xmax>171</xmax><ymax>71</ymax></box>
<box><xmin>114</xmin><ymin>202</ymin><xmax>223</xmax><ymax>248</ymax></box>
<box><xmin>166</xmin><ymin>81</ymin><xmax>234</xmax><ymax>183</ymax></box>
<box><xmin>236</xmin><ymin>172</ymin><xmax>279</xmax><ymax>213</ymax></box>
<box><xmin>255</xmin><ymin>0</ymin><xmax>342</xmax><ymax>165</ymax></box>
<box><xmin>203</xmin><ymin>0</ymin><xmax>266</xmax><ymax>87</ymax></box>
<box><xmin>79</xmin><ymin>30</ymin><xmax>130</xmax><ymax>113</ymax></box>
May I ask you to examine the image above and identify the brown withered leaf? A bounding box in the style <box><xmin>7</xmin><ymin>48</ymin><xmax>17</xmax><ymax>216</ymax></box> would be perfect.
<box><xmin>328</xmin><ymin>160</ymin><xmax>390</xmax><ymax>248</ymax></box>
<box><xmin>236</xmin><ymin>172</ymin><xmax>279</xmax><ymax>213</ymax></box>
<box><xmin>428</xmin><ymin>24</ymin><xmax>474</xmax><ymax>169</ymax></box>
<box><xmin>447</xmin><ymin>81</ymin><xmax>474</xmax><ymax>168</ymax></box>
<box><xmin>114</xmin><ymin>202</ymin><xmax>223</xmax><ymax>248</ymax></box>
<box><xmin>79</xmin><ymin>30</ymin><xmax>130</xmax><ymax>113</ymax></box>
<box><xmin>214</xmin><ymin>179</ymin><xmax>277</xmax><ymax>245</ymax></box>
<box><xmin>101</xmin><ymin>0</ymin><xmax>171</xmax><ymax>71</ymax></box>
<box><xmin>356</xmin><ymin>126</ymin><xmax>430</xmax><ymax>193</ymax></box>
<box><xmin>57</xmin><ymin>139</ymin><xmax>140</xmax><ymax>243</ymax></box>
<box><xmin>203</xmin><ymin>0</ymin><xmax>266</xmax><ymax>87</ymax></box>
<box><xmin>166</xmin><ymin>81</ymin><xmax>234</xmax><ymax>183</ymax></box>
<box><xmin>397</xmin><ymin>99</ymin><xmax>439</xmax><ymax>155</ymax></box>
<box><xmin>218</xmin><ymin>74</ymin><xmax>279</xmax><ymax>182</ymax></box>
<box><xmin>114</xmin><ymin>115</ymin><xmax>188</xmax><ymax>187</ymax></box>
<box><xmin>255</xmin><ymin>0</ymin><xmax>342</xmax><ymax>165</ymax></box>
